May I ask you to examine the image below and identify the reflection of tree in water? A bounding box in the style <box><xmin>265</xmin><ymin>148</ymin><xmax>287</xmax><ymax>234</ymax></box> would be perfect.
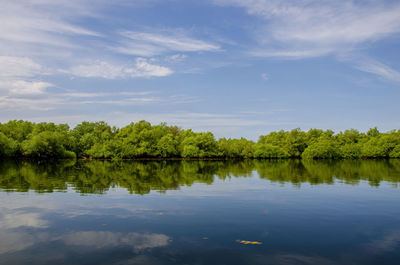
<box><xmin>0</xmin><ymin>160</ymin><xmax>74</xmax><ymax>193</ymax></box>
<box><xmin>255</xmin><ymin>159</ymin><xmax>310</xmax><ymax>185</ymax></box>
<box><xmin>0</xmin><ymin>159</ymin><xmax>399</xmax><ymax>194</ymax></box>
<box><xmin>302</xmin><ymin>159</ymin><xmax>400</xmax><ymax>187</ymax></box>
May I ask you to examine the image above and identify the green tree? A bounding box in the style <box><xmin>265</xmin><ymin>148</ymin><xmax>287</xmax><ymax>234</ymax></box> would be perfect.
<box><xmin>21</xmin><ymin>131</ymin><xmax>75</xmax><ymax>158</ymax></box>
<box><xmin>182</xmin><ymin>145</ymin><xmax>201</xmax><ymax>158</ymax></box>
<box><xmin>389</xmin><ymin>145</ymin><xmax>400</xmax><ymax>158</ymax></box>
<box><xmin>254</xmin><ymin>144</ymin><xmax>288</xmax><ymax>158</ymax></box>
<box><xmin>157</xmin><ymin>134</ymin><xmax>179</xmax><ymax>157</ymax></box>
<box><xmin>361</xmin><ymin>138</ymin><xmax>389</xmax><ymax>158</ymax></box>
<box><xmin>71</xmin><ymin>121</ymin><xmax>113</xmax><ymax>157</ymax></box>
<box><xmin>0</xmin><ymin>132</ymin><xmax>18</xmax><ymax>157</ymax></box>
<box><xmin>181</xmin><ymin>132</ymin><xmax>218</xmax><ymax>158</ymax></box>
<box><xmin>302</xmin><ymin>137</ymin><xmax>342</xmax><ymax>159</ymax></box>
<box><xmin>218</xmin><ymin>138</ymin><xmax>254</xmax><ymax>158</ymax></box>
<box><xmin>283</xmin><ymin>128</ymin><xmax>307</xmax><ymax>157</ymax></box>
<box><xmin>340</xmin><ymin>143</ymin><xmax>362</xmax><ymax>159</ymax></box>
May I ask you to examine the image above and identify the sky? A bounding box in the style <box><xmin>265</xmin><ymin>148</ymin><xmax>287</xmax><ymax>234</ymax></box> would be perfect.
<box><xmin>1</xmin><ymin>0</ymin><xmax>400</xmax><ymax>139</ymax></box>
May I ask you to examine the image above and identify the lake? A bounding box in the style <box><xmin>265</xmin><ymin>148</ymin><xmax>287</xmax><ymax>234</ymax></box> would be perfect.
<box><xmin>0</xmin><ymin>159</ymin><xmax>399</xmax><ymax>265</ymax></box>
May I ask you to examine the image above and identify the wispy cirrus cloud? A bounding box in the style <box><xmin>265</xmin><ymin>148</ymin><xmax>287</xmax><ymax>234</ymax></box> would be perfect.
<box><xmin>0</xmin><ymin>1</ymin><xmax>100</xmax><ymax>96</ymax></box>
<box><xmin>0</xmin><ymin>0</ymin><xmax>224</xmax><ymax>100</ymax></box>
<box><xmin>215</xmin><ymin>0</ymin><xmax>400</xmax><ymax>59</ymax></box>
<box><xmin>0</xmin><ymin>56</ymin><xmax>53</xmax><ymax>95</ymax></box>
<box><xmin>164</xmin><ymin>54</ymin><xmax>187</xmax><ymax>63</ymax></box>
<box><xmin>59</xmin><ymin>91</ymin><xmax>151</xmax><ymax>98</ymax></box>
<box><xmin>0</xmin><ymin>96</ymin><xmax>64</xmax><ymax>111</ymax></box>
<box><xmin>0</xmin><ymin>1</ymin><xmax>101</xmax><ymax>53</ymax></box>
<box><xmin>0</xmin><ymin>80</ymin><xmax>53</xmax><ymax>95</ymax></box>
<box><xmin>355</xmin><ymin>60</ymin><xmax>400</xmax><ymax>83</ymax></box>
<box><xmin>0</xmin><ymin>0</ymin><xmax>180</xmax><ymax>96</ymax></box>
<box><xmin>62</xmin><ymin>58</ymin><xmax>173</xmax><ymax>79</ymax></box>
<box><xmin>116</xmin><ymin>30</ymin><xmax>220</xmax><ymax>56</ymax></box>
<box><xmin>0</xmin><ymin>56</ymin><xmax>45</xmax><ymax>78</ymax></box>
<box><xmin>0</xmin><ymin>91</ymin><xmax>197</xmax><ymax>112</ymax></box>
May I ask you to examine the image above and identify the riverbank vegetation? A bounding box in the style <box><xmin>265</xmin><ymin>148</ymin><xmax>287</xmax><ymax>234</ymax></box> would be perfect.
<box><xmin>0</xmin><ymin>120</ymin><xmax>399</xmax><ymax>159</ymax></box>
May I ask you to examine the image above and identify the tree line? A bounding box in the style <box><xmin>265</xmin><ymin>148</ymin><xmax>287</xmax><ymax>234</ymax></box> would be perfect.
<box><xmin>0</xmin><ymin>120</ymin><xmax>399</xmax><ymax>159</ymax></box>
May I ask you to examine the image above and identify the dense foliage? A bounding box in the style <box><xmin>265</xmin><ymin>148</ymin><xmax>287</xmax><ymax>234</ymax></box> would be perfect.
<box><xmin>0</xmin><ymin>120</ymin><xmax>399</xmax><ymax>159</ymax></box>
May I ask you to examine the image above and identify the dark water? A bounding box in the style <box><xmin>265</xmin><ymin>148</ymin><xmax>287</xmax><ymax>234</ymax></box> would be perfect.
<box><xmin>0</xmin><ymin>159</ymin><xmax>400</xmax><ymax>265</ymax></box>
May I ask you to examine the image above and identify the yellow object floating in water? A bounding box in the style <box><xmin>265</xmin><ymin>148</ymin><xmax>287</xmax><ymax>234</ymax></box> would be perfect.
<box><xmin>238</xmin><ymin>240</ymin><xmax>262</xmax><ymax>245</ymax></box>
<box><xmin>157</xmin><ymin>212</ymin><xmax>164</xmax><ymax>215</ymax></box>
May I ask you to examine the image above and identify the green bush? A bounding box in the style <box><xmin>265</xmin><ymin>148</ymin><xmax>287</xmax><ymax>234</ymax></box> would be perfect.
<box><xmin>22</xmin><ymin>131</ymin><xmax>69</xmax><ymax>158</ymax></box>
<box><xmin>0</xmin><ymin>132</ymin><xmax>18</xmax><ymax>157</ymax></box>
<box><xmin>340</xmin><ymin>143</ymin><xmax>361</xmax><ymax>159</ymax></box>
<box><xmin>389</xmin><ymin>145</ymin><xmax>400</xmax><ymax>158</ymax></box>
<box><xmin>182</xmin><ymin>145</ymin><xmax>200</xmax><ymax>158</ymax></box>
<box><xmin>361</xmin><ymin>138</ymin><xmax>388</xmax><ymax>158</ymax></box>
<box><xmin>302</xmin><ymin>138</ymin><xmax>342</xmax><ymax>159</ymax></box>
<box><xmin>254</xmin><ymin>144</ymin><xmax>289</xmax><ymax>159</ymax></box>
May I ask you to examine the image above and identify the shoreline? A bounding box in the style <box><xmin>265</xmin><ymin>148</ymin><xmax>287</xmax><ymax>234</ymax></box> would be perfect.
<box><xmin>3</xmin><ymin>157</ymin><xmax>399</xmax><ymax>162</ymax></box>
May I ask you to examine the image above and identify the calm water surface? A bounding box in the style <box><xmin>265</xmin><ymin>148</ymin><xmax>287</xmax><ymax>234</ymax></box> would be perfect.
<box><xmin>0</xmin><ymin>159</ymin><xmax>399</xmax><ymax>265</ymax></box>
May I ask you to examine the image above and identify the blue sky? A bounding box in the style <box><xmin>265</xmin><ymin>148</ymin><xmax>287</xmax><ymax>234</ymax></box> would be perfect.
<box><xmin>1</xmin><ymin>0</ymin><xmax>399</xmax><ymax>139</ymax></box>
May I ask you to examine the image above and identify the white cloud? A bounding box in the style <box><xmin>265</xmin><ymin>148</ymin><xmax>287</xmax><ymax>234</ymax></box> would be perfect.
<box><xmin>364</xmin><ymin>230</ymin><xmax>400</xmax><ymax>254</ymax></box>
<box><xmin>0</xmin><ymin>230</ymin><xmax>42</xmax><ymax>254</ymax></box>
<box><xmin>66</xmin><ymin>94</ymin><xmax>197</xmax><ymax>106</ymax></box>
<box><xmin>61</xmin><ymin>91</ymin><xmax>154</xmax><ymax>98</ymax></box>
<box><xmin>63</xmin><ymin>231</ymin><xmax>170</xmax><ymax>251</ymax></box>
<box><xmin>61</xmin><ymin>92</ymin><xmax>110</xmax><ymax>98</ymax></box>
<box><xmin>0</xmin><ymin>212</ymin><xmax>49</xmax><ymax>229</ymax></box>
<box><xmin>116</xmin><ymin>30</ymin><xmax>220</xmax><ymax>56</ymax></box>
<box><xmin>261</xmin><ymin>73</ymin><xmax>268</xmax><ymax>80</ymax></box>
<box><xmin>134</xmin><ymin>58</ymin><xmax>174</xmax><ymax>77</ymax></box>
<box><xmin>0</xmin><ymin>92</ymin><xmax>197</xmax><ymax>112</ymax></box>
<box><xmin>0</xmin><ymin>96</ymin><xmax>63</xmax><ymax>111</ymax></box>
<box><xmin>0</xmin><ymin>56</ymin><xmax>44</xmax><ymax>78</ymax></box>
<box><xmin>65</xmin><ymin>58</ymin><xmax>173</xmax><ymax>79</ymax></box>
<box><xmin>355</xmin><ymin>60</ymin><xmax>400</xmax><ymax>83</ymax></box>
<box><xmin>0</xmin><ymin>1</ymin><xmax>219</xmax><ymax>94</ymax></box>
<box><xmin>114</xmin><ymin>43</ymin><xmax>164</xmax><ymax>57</ymax></box>
<box><xmin>165</xmin><ymin>54</ymin><xmax>187</xmax><ymax>63</ymax></box>
<box><xmin>0</xmin><ymin>1</ymin><xmax>101</xmax><ymax>53</ymax></box>
<box><xmin>0</xmin><ymin>230</ymin><xmax>169</xmax><ymax>256</ymax></box>
<box><xmin>215</xmin><ymin>0</ymin><xmax>400</xmax><ymax>58</ymax></box>
<box><xmin>250</xmin><ymin>48</ymin><xmax>332</xmax><ymax>59</ymax></box>
<box><xmin>1</xmin><ymin>80</ymin><xmax>53</xmax><ymax>95</ymax></box>
<box><xmin>0</xmin><ymin>56</ymin><xmax>53</xmax><ymax>95</ymax></box>
<box><xmin>77</xmin><ymin>97</ymin><xmax>161</xmax><ymax>105</ymax></box>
